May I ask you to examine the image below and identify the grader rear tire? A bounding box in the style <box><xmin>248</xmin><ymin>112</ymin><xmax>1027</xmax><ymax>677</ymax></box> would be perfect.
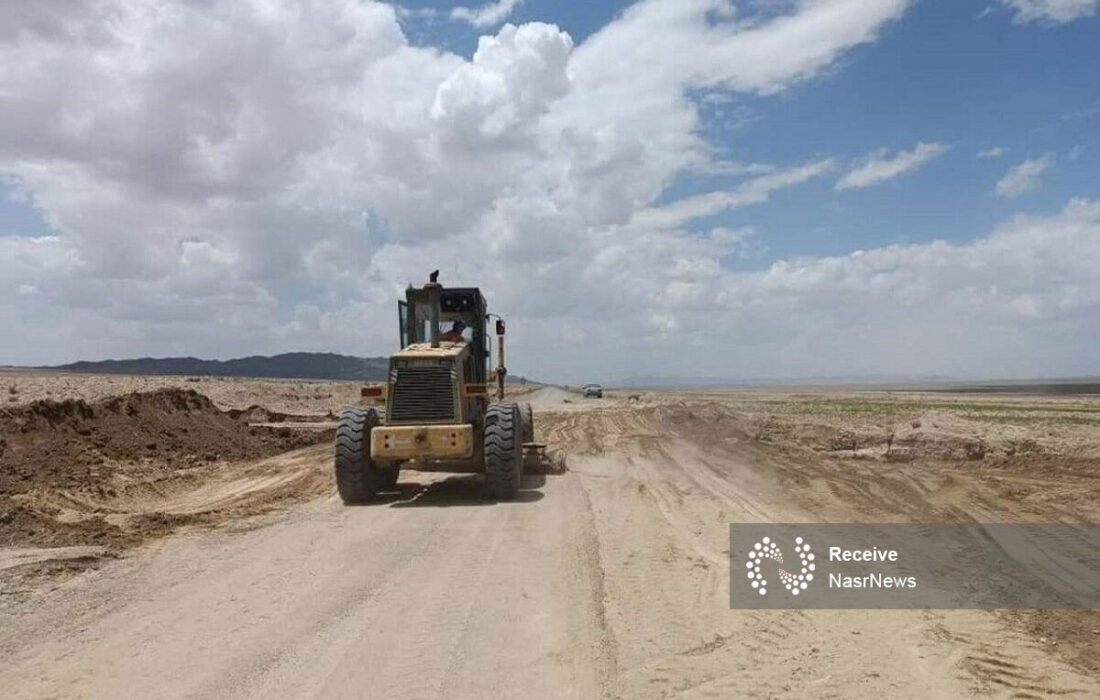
<box><xmin>484</xmin><ymin>402</ymin><xmax>523</xmax><ymax>499</ymax></box>
<box><xmin>520</xmin><ymin>402</ymin><xmax>534</xmax><ymax>443</ymax></box>
<box><xmin>334</xmin><ymin>408</ymin><xmax>393</xmax><ymax>504</ymax></box>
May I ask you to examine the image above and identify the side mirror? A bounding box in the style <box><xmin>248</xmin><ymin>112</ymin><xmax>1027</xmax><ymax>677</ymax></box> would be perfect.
<box><xmin>495</xmin><ymin>319</ymin><xmax>506</xmax><ymax>336</ymax></box>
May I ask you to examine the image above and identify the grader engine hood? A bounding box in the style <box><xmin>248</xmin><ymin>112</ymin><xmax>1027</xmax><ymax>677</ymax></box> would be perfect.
<box><xmin>385</xmin><ymin>342</ymin><xmax>469</xmax><ymax>425</ymax></box>
<box><xmin>393</xmin><ymin>341</ymin><xmax>468</xmax><ymax>360</ymax></box>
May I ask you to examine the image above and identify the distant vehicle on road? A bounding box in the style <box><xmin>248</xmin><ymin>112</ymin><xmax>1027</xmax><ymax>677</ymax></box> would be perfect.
<box><xmin>582</xmin><ymin>383</ymin><xmax>603</xmax><ymax>398</ymax></box>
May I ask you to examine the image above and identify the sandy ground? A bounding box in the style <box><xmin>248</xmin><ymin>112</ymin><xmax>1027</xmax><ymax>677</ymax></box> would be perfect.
<box><xmin>1</xmin><ymin>374</ymin><xmax>1099</xmax><ymax>698</ymax></box>
<box><xmin>0</xmin><ymin>369</ymin><xmax>365</xmax><ymax>415</ymax></box>
<box><xmin>0</xmin><ymin>370</ymin><xmax>543</xmax><ymax>414</ymax></box>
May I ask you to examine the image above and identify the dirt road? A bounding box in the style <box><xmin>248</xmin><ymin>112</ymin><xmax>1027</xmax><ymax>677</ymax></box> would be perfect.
<box><xmin>1</xmin><ymin>393</ymin><xmax>1097</xmax><ymax>698</ymax></box>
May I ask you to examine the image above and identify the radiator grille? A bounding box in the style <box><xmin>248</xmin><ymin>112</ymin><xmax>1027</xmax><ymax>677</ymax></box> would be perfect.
<box><xmin>387</xmin><ymin>363</ymin><xmax>457</xmax><ymax>423</ymax></box>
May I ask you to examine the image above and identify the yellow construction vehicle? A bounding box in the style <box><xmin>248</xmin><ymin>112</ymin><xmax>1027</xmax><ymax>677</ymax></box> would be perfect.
<box><xmin>334</xmin><ymin>272</ymin><xmax>536</xmax><ymax>501</ymax></box>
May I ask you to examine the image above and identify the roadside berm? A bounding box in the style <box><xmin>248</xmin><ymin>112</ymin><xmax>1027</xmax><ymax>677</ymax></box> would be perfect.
<box><xmin>1</xmin><ymin>389</ymin><xmax>331</xmax><ymax>549</ymax></box>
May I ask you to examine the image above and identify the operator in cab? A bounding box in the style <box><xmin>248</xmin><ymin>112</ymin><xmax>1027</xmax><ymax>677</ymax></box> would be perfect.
<box><xmin>440</xmin><ymin>320</ymin><xmax>467</xmax><ymax>342</ymax></box>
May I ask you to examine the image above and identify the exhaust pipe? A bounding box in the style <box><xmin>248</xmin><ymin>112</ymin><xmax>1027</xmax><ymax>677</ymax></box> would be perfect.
<box><xmin>426</xmin><ymin>273</ymin><xmax>442</xmax><ymax>348</ymax></box>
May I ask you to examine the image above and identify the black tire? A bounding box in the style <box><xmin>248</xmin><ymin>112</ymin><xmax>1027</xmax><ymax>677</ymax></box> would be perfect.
<box><xmin>520</xmin><ymin>402</ymin><xmax>534</xmax><ymax>443</ymax></box>
<box><xmin>334</xmin><ymin>408</ymin><xmax>391</xmax><ymax>504</ymax></box>
<box><xmin>379</xmin><ymin>465</ymin><xmax>400</xmax><ymax>490</ymax></box>
<box><xmin>484</xmin><ymin>402</ymin><xmax>523</xmax><ymax>499</ymax></box>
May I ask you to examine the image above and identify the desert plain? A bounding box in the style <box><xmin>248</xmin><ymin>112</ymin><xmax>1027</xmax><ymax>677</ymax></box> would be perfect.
<box><xmin>1</xmin><ymin>370</ymin><xmax>1098</xmax><ymax>698</ymax></box>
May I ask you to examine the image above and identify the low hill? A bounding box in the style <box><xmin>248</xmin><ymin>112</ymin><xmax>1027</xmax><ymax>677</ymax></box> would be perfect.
<box><xmin>50</xmin><ymin>352</ymin><xmax>390</xmax><ymax>381</ymax></box>
<box><xmin>48</xmin><ymin>352</ymin><xmax>534</xmax><ymax>384</ymax></box>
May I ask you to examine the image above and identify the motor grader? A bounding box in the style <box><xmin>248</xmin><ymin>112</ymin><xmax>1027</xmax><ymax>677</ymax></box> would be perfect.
<box><xmin>334</xmin><ymin>273</ymin><xmax>537</xmax><ymax>502</ymax></box>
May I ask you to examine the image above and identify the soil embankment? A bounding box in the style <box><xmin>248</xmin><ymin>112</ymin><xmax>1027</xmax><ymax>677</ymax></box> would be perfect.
<box><xmin>1</xmin><ymin>389</ymin><xmax>331</xmax><ymax>548</ymax></box>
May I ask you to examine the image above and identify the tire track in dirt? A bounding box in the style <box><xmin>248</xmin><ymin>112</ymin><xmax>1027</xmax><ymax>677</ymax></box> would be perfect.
<box><xmin>559</xmin><ymin>469</ymin><xmax>621</xmax><ymax>699</ymax></box>
<box><xmin>365</xmin><ymin>507</ymin><xmax>508</xmax><ymax>700</ymax></box>
<box><xmin>537</xmin><ymin>401</ymin><xmax>1098</xmax><ymax>698</ymax></box>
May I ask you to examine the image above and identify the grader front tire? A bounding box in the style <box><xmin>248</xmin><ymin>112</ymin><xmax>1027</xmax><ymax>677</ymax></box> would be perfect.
<box><xmin>484</xmin><ymin>402</ymin><xmax>523</xmax><ymax>499</ymax></box>
<box><xmin>334</xmin><ymin>408</ymin><xmax>394</xmax><ymax>504</ymax></box>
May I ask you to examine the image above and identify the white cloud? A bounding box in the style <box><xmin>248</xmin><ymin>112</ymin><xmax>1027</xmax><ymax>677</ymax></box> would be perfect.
<box><xmin>835</xmin><ymin>142</ymin><xmax>949</xmax><ymax>190</ymax></box>
<box><xmin>569</xmin><ymin>0</ymin><xmax>911</xmax><ymax>97</ymax></box>
<box><xmin>707</xmin><ymin>199</ymin><xmax>1100</xmax><ymax>378</ymax></box>
<box><xmin>343</xmin><ymin>197</ymin><xmax>1100</xmax><ymax>381</ymax></box>
<box><xmin>451</xmin><ymin>0</ymin><xmax>522</xmax><ymax>28</ymax></box>
<box><xmin>689</xmin><ymin>160</ymin><xmax>776</xmax><ymax>176</ymax></box>
<box><xmin>395</xmin><ymin>6</ymin><xmax>439</xmax><ymax>21</ymax></box>
<box><xmin>995</xmin><ymin>154</ymin><xmax>1055</xmax><ymax>197</ymax></box>
<box><xmin>978</xmin><ymin>146</ymin><xmax>1006</xmax><ymax>158</ymax></box>
<box><xmin>33</xmin><ymin>0</ymin><xmax>1100</xmax><ymax>383</ymax></box>
<box><xmin>999</xmin><ymin>0</ymin><xmax>1100</xmax><ymax>23</ymax></box>
<box><xmin>1062</xmin><ymin>102</ymin><xmax>1100</xmax><ymax>121</ymax></box>
<box><xmin>634</xmin><ymin>160</ymin><xmax>834</xmax><ymax>229</ymax></box>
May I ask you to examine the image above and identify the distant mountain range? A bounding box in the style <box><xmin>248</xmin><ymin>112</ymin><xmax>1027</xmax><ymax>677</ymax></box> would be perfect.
<box><xmin>47</xmin><ymin>352</ymin><xmax>532</xmax><ymax>384</ymax></box>
<box><xmin>50</xmin><ymin>353</ymin><xmax>390</xmax><ymax>381</ymax></box>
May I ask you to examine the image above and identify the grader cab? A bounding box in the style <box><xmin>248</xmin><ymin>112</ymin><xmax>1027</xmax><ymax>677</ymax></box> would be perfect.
<box><xmin>334</xmin><ymin>273</ymin><xmax>536</xmax><ymax>502</ymax></box>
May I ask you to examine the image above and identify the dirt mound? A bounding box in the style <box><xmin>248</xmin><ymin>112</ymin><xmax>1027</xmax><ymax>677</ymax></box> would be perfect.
<box><xmin>1</xmin><ymin>389</ymin><xmax>332</xmax><ymax>548</ymax></box>
<box><xmin>0</xmin><ymin>502</ymin><xmax>139</xmax><ymax>548</ymax></box>
<box><xmin>747</xmin><ymin>410</ymin><xmax>1051</xmax><ymax>465</ymax></box>
<box><xmin>1</xmin><ymin>389</ymin><xmax>320</xmax><ymax>495</ymax></box>
<box><xmin>226</xmin><ymin>404</ymin><xmax>335</xmax><ymax>424</ymax></box>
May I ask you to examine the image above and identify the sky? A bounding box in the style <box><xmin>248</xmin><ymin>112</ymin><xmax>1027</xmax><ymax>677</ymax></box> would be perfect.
<box><xmin>1</xmin><ymin>0</ymin><xmax>1098</xmax><ymax>383</ymax></box>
